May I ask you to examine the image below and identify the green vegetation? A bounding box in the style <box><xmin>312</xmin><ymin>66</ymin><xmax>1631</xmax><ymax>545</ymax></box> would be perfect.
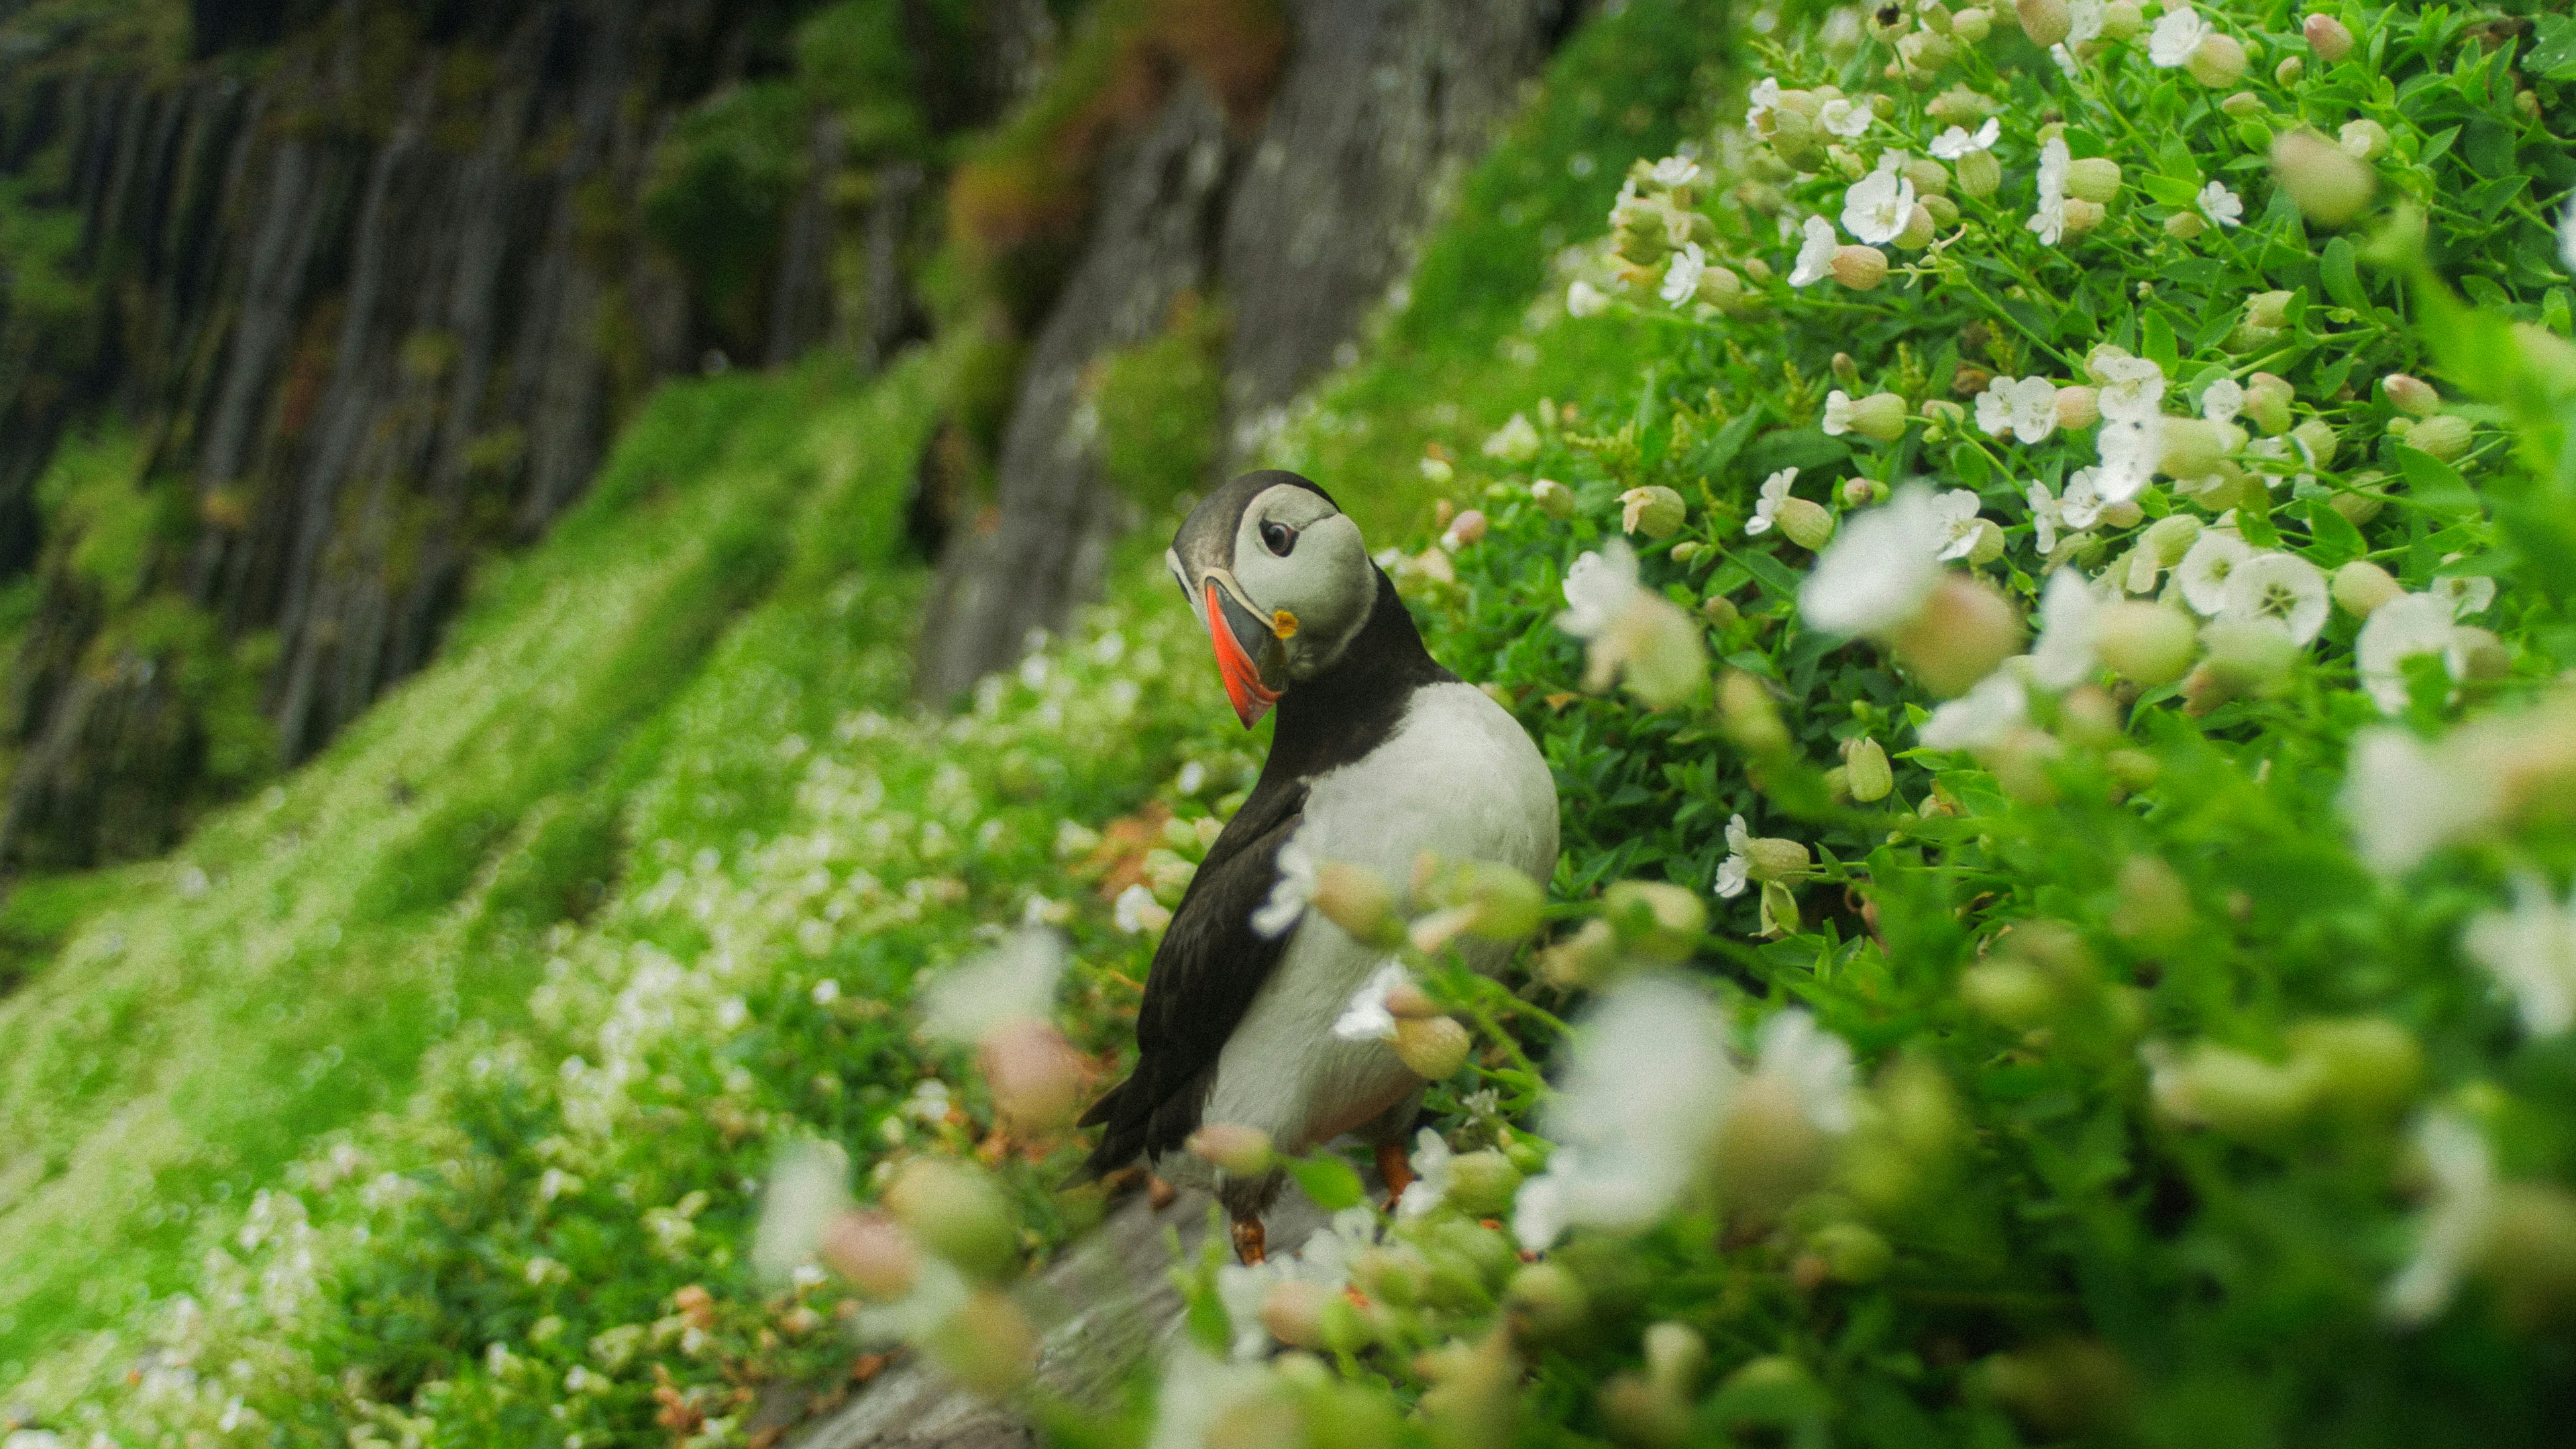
<box><xmin>1091</xmin><ymin>291</ymin><xmax>1228</xmax><ymax>513</ymax></box>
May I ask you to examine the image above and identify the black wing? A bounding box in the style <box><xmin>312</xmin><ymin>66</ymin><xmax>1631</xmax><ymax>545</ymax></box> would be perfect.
<box><xmin>1079</xmin><ymin>778</ymin><xmax>1307</xmax><ymax>1177</ymax></box>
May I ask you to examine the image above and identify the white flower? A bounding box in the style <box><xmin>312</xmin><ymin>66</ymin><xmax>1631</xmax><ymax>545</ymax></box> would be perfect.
<box><xmin>1484</xmin><ymin>411</ymin><xmax>1542</xmax><ymax>462</ymax></box>
<box><xmin>1920</xmin><ymin>665</ymin><xmax>2030</xmax><ymax>749</ymax></box>
<box><xmin>1751</xmin><ymin>1009</ymin><xmax>1859</xmax><ymax>1132</ymax></box>
<box><xmin>751</xmin><ymin>1140</ymin><xmax>851</xmax><ymax>1283</ymax></box>
<box><xmin>1332</xmin><ymin>960</ymin><xmax>1413</xmax><ymax>1042</ymax></box>
<box><xmin>2094</xmin><ymin>350</ymin><xmax>2168</xmax><ymax>424</ymax></box>
<box><xmin>2381</xmin><ymin>1112</ymin><xmax>2498</xmax><ymax>1326</ymax></box>
<box><xmin>2199</xmin><ymin>180</ymin><xmax>2244</xmax><ymax>227</ymax></box>
<box><xmin>1746</xmin><ymin>76</ymin><xmax>1782</xmax><ymax>131</ymax></box>
<box><xmin>1980</xmin><ymin>375</ymin><xmax>2059</xmax><ymax>444</ymax></box>
<box><xmin>2029</xmin><ymin>470</ymin><xmax>2106</xmax><ymax>556</ymax></box>
<box><xmin>920</xmin><ymin>928</ymin><xmax>1066</xmax><ymax>1042</ymax></box>
<box><xmin>2462</xmin><ymin>873</ymin><xmax>2576</xmax><ymax>1038</ymax></box>
<box><xmin>904</xmin><ymin>1078</ymin><xmax>952</xmax><ymax>1124</ymax></box>
<box><xmin>1252</xmin><ymin>833</ymin><xmax>1316</xmax><ymax>938</ymax></box>
<box><xmin>1799</xmin><ymin>485</ymin><xmax>1946</xmax><ymax>634</ymax></box>
<box><xmin>2200</xmin><ymin>378</ymin><xmax>2245</xmax><ymax>425</ymax></box>
<box><xmin>1512</xmin><ymin>976</ymin><xmax>1738</xmax><ymax>1249</ymax></box>
<box><xmin>1660</xmin><ymin>241</ymin><xmax>1709</xmax><ymax>305</ymax></box>
<box><xmin>2029</xmin><ymin>569</ymin><xmax>2103</xmax><ymax>690</ymax></box>
<box><xmin>1567</xmin><ymin>278</ymin><xmax>1610</xmax><ymax>317</ymax></box>
<box><xmin>2432</xmin><ymin>574</ymin><xmax>2496</xmax><ymax>616</ymax></box>
<box><xmin>2357</xmin><ymin>593</ymin><xmax>2459</xmax><ymax>713</ymax></box>
<box><xmin>1151</xmin><ymin>1346</ymin><xmax>1279</xmax><ymax>1435</ymax></box>
<box><xmin>1841</xmin><ymin>160</ymin><xmax>1917</xmax><ymax>246</ymax></box>
<box><xmin>1790</xmin><ymin>214</ymin><xmax>1839</xmax><ymax>287</ymax></box>
<box><xmin>2067</xmin><ymin>0</ymin><xmax>2107</xmax><ymax>42</ymax></box>
<box><xmin>1823</xmin><ymin>389</ymin><xmax>1857</xmax><ymax>436</ymax></box>
<box><xmin>2339</xmin><ymin>726</ymin><xmax>2501</xmax><ymax>876</ymax></box>
<box><xmin>1558</xmin><ymin>541</ymin><xmax>1642</xmax><ymax>636</ymax></box>
<box><xmin>2176</xmin><ymin>530</ymin><xmax>2252</xmax><ymax>614</ymax></box>
<box><xmin>1113</xmin><ymin>882</ymin><xmax>1165</xmax><ymax>934</ymax></box>
<box><xmin>1747</xmin><ymin>468</ymin><xmax>1798</xmax><ymax>536</ymax></box>
<box><xmin>1211</xmin><ymin>1210</ymin><xmax>1377</xmax><ymax>1359</ymax></box>
<box><xmin>1930</xmin><ymin>488</ymin><xmax>1986</xmax><ymax>561</ymax></box>
<box><xmin>2149</xmin><ymin>3</ymin><xmax>2212</xmax><ymax>66</ymax></box>
<box><xmin>2093</xmin><ymin>419</ymin><xmax>2162</xmax><ymax>503</ymax></box>
<box><xmin>1715</xmin><ymin>814</ymin><xmax>1753</xmax><ymax>898</ymax></box>
<box><xmin>1819</xmin><ymin>95</ymin><xmax>1874</xmax><ymax>139</ymax></box>
<box><xmin>2029</xmin><ymin>137</ymin><xmax>2072</xmax><ymax>245</ymax></box>
<box><xmin>1396</xmin><ymin>1128</ymin><xmax>1454</xmax><ymax>1220</ymax></box>
<box><xmin>2221</xmin><ymin>551</ymin><xmax>2330</xmax><ymax>644</ymax></box>
<box><xmin>1929</xmin><ymin>118</ymin><xmax>2000</xmax><ymax>159</ymax></box>
<box><xmin>1648</xmin><ymin>154</ymin><xmax>1703</xmax><ymax>189</ymax></box>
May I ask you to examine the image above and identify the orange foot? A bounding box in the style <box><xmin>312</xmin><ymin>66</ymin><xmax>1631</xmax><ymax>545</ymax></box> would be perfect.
<box><xmin>1376</xmin><ymin>1140</ymin><xmax>1416</xmax><ymax>1212</ymax></box>
<box><xmin>1231</xmin><ymin>1215</ymin><xmax>1268</xmax><ymax>1265</ymax></box>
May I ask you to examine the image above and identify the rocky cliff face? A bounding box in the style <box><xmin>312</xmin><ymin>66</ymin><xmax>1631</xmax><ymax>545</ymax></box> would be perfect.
<box><xmin>910</xmin><ymin>0</ymin><xmax>1566</xmax><ymax>702</ymax></box>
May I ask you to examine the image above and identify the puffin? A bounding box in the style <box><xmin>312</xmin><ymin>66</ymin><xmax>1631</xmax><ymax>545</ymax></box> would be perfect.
<box><xmin>1079</xmin><ymin>470</ymin><xmax>1559</xmax><ymax>1262</ymax></box>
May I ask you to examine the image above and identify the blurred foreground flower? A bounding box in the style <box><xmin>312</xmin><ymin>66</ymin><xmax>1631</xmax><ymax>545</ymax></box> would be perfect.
<box><xmin>920</xmin><ymin>929</ymin><xmax>1082</xmax><ymax>1130</ymax></box>
<box><xmin>2383</xmin><ymin>1112</ymin><xmax>2496</xmax><ymax>1325</ymax></box>
<box><xmin>2461</xmin><ymin>873</ymin><xmax>2576</xmax><ymax>1038</ymax></box>
<box><xmin>1557</xmin><ymin>541</ymin><xmax>1709</xmax><ymax>706</ymax></box>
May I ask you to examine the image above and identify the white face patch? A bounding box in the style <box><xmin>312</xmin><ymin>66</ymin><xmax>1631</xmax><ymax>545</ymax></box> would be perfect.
<box><xmin>1232</xmin><ymin>486</ymin><xmax>1373</xmax><ymax>679</ymax></box>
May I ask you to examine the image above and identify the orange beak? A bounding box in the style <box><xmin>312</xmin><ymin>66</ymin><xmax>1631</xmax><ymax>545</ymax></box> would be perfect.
<box><xmin>1204</xmin><ymin>579</ymin><xmax>1283</xmax><ymax>728</ymax></box>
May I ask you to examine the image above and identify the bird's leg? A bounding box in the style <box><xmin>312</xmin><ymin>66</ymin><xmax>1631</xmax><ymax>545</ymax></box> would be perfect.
<box><xmin>1375</xmin><ymin>1140</ymin><xmax>1415</xmax><ymax>1212</ymax></box>
<box><xmin>1230</xmin><ymin>1214</ymin><xmax>1268</xmax><ymax>1265</ymax></box>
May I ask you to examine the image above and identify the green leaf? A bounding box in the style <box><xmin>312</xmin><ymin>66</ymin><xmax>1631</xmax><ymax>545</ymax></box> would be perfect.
<box><xmin>2302</xmin><ymin>496</ymin><xmax>2365</xmax><ymax>567</ymax></box>
<box><xmin>2141</xmin><ymin>313</ymin><xmax>2178</xmax><ymax>375</ymax></box>
<box><xmin>2531</xmin><ymin>13</ymin><xmax>2576</xmax><ymax>80</ymax></box>
<box><xmin>1950</xmin><ymin>442</ymin><xmax>1994</xmax><ymax>492</ymax></box>
<box><xmin>2320</xmin><ymin>238</ymin><xmax>2365</xmax><ymax>313</ymax></box>
<box><xmin>1283</xmin><ymin>1152</ymin><xmax>1366</xmax><ymax>1211</ymax></box>
<box><xmin>2394</xmin><ymin>444</ymin><xmax>2481</xmax><ymax>521</ymax></box>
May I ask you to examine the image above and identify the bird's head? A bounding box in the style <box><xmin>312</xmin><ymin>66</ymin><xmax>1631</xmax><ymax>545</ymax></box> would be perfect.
<box><xmin>1169</xmin><ymin>470</ymin><xmax>1377</xmax><ymax>728</ymax></box>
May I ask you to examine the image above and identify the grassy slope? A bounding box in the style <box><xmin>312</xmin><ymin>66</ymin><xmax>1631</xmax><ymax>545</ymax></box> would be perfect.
<box><xmin>0</xmin><ymin>353</ymin><xmax>936</xmax><ymax>1374</ymax></box>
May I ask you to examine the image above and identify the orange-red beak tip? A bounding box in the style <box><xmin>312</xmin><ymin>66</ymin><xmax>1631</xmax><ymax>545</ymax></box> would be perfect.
<box><xmin>1205</xmin><ymin>580</ymin><xmax>1280</xmax><ymax>729</ymax></box>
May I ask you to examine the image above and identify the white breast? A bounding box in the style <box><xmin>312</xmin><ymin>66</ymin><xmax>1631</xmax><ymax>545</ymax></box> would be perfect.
<box><xmin>1190</xmin><ymin>683</ymin><xmax>1559</xmax><ymax>1159</ymax></box>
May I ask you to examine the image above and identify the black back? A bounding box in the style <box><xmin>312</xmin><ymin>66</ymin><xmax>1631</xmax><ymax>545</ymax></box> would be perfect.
<box><xmin>1080</xmin><ymin>567</ymin><xmax>1454</xmax><ymax>1177</ymax></box>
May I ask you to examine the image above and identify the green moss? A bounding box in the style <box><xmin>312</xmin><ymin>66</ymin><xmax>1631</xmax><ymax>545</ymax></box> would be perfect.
<box><xmin>1092</xmin><ymin>290</ymin><xmax>1227</xmax><ymax>512</ymax></box>
<box><xmin>32</xmin><ymin>425</ymin><xmax>181</xmax><ymax>610</ymax></box>
<box><xmin>640</xmin><ymin>79</ymin><xmax>809</xmax><ymax>341</ymax></box>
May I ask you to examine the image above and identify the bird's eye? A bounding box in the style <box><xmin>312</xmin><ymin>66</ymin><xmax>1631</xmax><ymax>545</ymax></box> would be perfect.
<box><xmin>1259</xmin><ymin>520</ymin><xmax>1297</xmax><ymax>557</ymax></box>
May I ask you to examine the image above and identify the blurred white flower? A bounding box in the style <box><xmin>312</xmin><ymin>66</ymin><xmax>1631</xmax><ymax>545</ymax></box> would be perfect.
<box><xmin>904</xmin><ymin>1079</ymin><xmax>953</xmax><ymax>1124</ymax></box>
<box><xmin>2357</xmin><ymin>593</ymin><xmax>2459</xmax><ymax>713</ymax></box>
<box><xmin>2067</xmin><ymin>0</ymin><xmax>2107</xmax><ymax>42</ymax></box>
<box><xmin>2029</xmin><ymin>137</ymin><xmax>2072</xmax><ymax>246</ymax></box>
<box><xmin>1919</xmin><ymin>666</ymin><xmax>2030</xmax><ymax>750</ymax></box>
<box><xmin>1790</xmin><ymin>214</ymin><xmax>1839</xmax><ymax>286</ymax></box>
<box><xmin>2176</xmin><ymin>530</ymin><xmax>2253</xmax><ymax>614</ymax></box>
<box><xmin>2220</xmin><ymin>552</ymin><xmax>2329</xmax><ymax>644</ymax></box>
<box><xmin>1661</xmin><ymin>241</ymin><xmax>1709</xmax><ymax>305</ymax></box>
<box><xmin>2149</xmin><ymin>3</ymin><xmax>2211</xmax><ymax>66</ymax></box>
<box><xmin>2028</xmin><ymin>472</ymin><xmax>2104</xmax><ymax>555</ymax></box>
<box><xmin>1558</xmin><ymin>540</ymin><xmax>1709</xmax><ymax>705</ymax></box>
<box><xmin>1332</xmin><ymin>960</ymin><xmax>1413</xmax><ymax>1042</ymax></box>
<box><xmin>1930</xmin><ymin>488</ymin><xmax>1986</xmax><ymax>561</ymax></box>
<box><xmin>920</xmin><ymin>928</ymin><xmax>1065</xmax><ymax>1043</ymax></box>
<box><xmin>1252</xmin><ymin>833</ymin><xmax>1315</xmax><ymax>938</ymax></box>
<box><xmin>1648</xmin><ymin>154</ymin><xmax>1703</xmax><ymax>189</ymax></box>
<box><xmin>1513</xmin><ymin>976</ymin><xmax>1739</xmax><ymax>1248</ymax></box>
<box><xmin>1751</xmin><ymin>1009</ymin><xmax>1858</xmax><ymax>1133</ymax></box>
<box><xmin>2561</xmin><ymin>192</ymin><xmax>2576</xmax><ymax>272</ymax></box>
<box><xmin>1483</xmin><ymin>411</ymin><xmax>1542</xmax><ymax>462</ymax></box>
<box><xmin>2432</xmin><ymin>574</ymin><xmax>2496</xmax><ymax>616</ymax></box>
<box><xmin>1397</xmin><ymin>1127</ymin><xmax>1454</xmax><ymax>1220</ymax></box>
<box><xmin>1114</xmin><ymin>882</ymin><xmax>1168</xmax><ymax>934</ymax></box>
<box><xmin>1819</xmin><ymin>95</ymin><xmax>1874</xmax><ymax>139</ymax></box>
<box><xmin>2461</xmin><ymin>873</ymin><xmax>2576</xmax><ymax>1037</ymax></box>
<box><xmin>2200</xmin><ymin>378</ymin><xmax>2245</xmax><ymax>425</ymax></box>
<box><xmin>1747</xmin><ymin>468</ymin><xmax>1799</xmax><ymax>536</ymax></box>
<box><xmin>1841</xmin><ymin>159</ymin><xmax>1915</xmax><ymax>245</ymax></box>
<box><xmin>2094</xmin><ymin>419</ymin><xmax>2162</xmax><ymax>502</ymax></box>
<box><xmin>1567</xmin><ymin>278</ymin><xmax>1611</xmax><ymax>317</ymax></box>
<box><xmin>1715</xmin><ymin>814</ymin><xmax>1753</xmax><ymax>898</ymax></box>
<box><xmin>1978</xmin><ymin>375</ymin><xmax>2059</xmax><ymax>443</ymax></box>
<box><xmin>2198</xmin><ymin>180</ymin><xmax>2244</xmax><ymax>227</ymax></box>
<box><xmin>1929</xmin><ymin>119</ymin><xmax>1999</xmax><ymax>158</ymax></box>
<box><xmin>2094</xmin><ymin>350</ymin><xmax>2168</xmax><ymax>423</ymax></box>
<box><xmin>2381</xmin><ymin>1112</ymin><xmax>2497</xmax><ymax>1326</ymax></box>
<box><xmin>2029</xmin><ymin>569</ymin><xmax>2103</xmax><ymax>690</ymax></box>
<box><xmin>1799</xmin><ymin>485</ymin><xmax>1945</xmax><ymax>634</ymax></box>
<box><xmin>2339</xmin><ymin>727</ymin><xmax>2500</xmax><ymax>876</ymax></box>
<box><xmin>753</xmin><ymin>1141</ymin><xmax>849</xmax><ymax>1284</ymax></box>
<box><xmin>1746</xmin><ymin>76</ymin><xmax>1782</xmax><ymax>131</ymax></box>
<box><xmin>1560</xmin><ymin>541</ymin><xmax>1641</xmax><ymax>635</ymax></box>
<box><xmin>1151</xmin><ymin>1345</ymin><xmax>1279</xmax><ymax>1434</ymax></box>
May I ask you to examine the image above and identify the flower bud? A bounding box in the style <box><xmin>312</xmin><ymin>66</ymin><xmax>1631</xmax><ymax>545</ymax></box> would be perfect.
<box><xmin>2270</xmin><ymin>129</ymin><xmax>2375</xmax><ymax>225</ymax></box>
<box><xmin>2339</xmin><ymin>118</ymin><xmax>2390</xmax><ymax>162</ymax></box>
<box><xmin>2061</xmin><ymin>197</ymin><xmax>2106</xmax><ymax>234</ymax></box>
<box><xmin>2016</xmin><ymin>0</ymin><xmax>2071</xmax><ymax>47</ymax></box>
<box><xmin>2095</xmin><ymin>601</ymin><xmax>2198</xmax><ymax>686</ymax></box>
<box><xmin>2164</xmin><ymin>211</ymin><xmax>2207</xmax><ymax>239</ymax></box>
<box><xmin>1807</xmin><ymin>1221</ymin><xmax>1894</xmax><ymax>1283</ymax></box>
<box><xmin>2451</xmin><ymin>625</ymin><xmax>2510</xmax><ymax>684</ymax></box>
<box><xmin>1896</xmin><ymin>29</ymin><xmax>1962</xmax><ymax>73</ymax></box>
<box><xmin>2147</xmin><ymin>1041</ymin><xmax>2320</xmax><ymax>1139</ymax></box>
<box><xmin>1842</xmin><ymin>476</ymin><xmax>1882</xmax><ymax>507</ymax></box>
<box><xmin>2185</xmin><ymin>617</ymin><xmax>2299</xmax><ymax>710</ymax></box>
<box><xmin>1849</xmin><ymin>390</ymin><xmax>1911</xmax><ymax>442</ymax></box>
<box><xmin>2330</xmin><ymin>486</ymin><xmax>2385</xmax><ymax>525</ymax></box>
<box><xmin>820</xmin><ymin>1210</ymin><xmax>919</xmax><ymax>1299</ymax></box>
<box><xmin>1259</xmin><ymin>1279</ymin><xmax>1333</xmax><ymax>1350</ymax></box>
<box><xmin>2404</xmin><ymin>413</ymin><xmax>2472</xmax><ymax>461</ymax></box>
<box><xmin>1843</xmin><ymin>737</ymin><xmax>1894</xmax><ymax>802</ymax></box>
<box><xmin>2186</xmin><ymin>32</ymin><xmax>2248</xmax><ymax>87</ymax></box>
<box><xmin>1890</xmin><ymin>574</ymin><xmax>2026</xmax><ymax>696</ymax></box>
<box><xmin>1743</xmin><ymin>835</ymin><xmax>1813</xmax><ymax>883</ymax></box>
<box><xmin>2289</xmin><ymin>417</ymin><xmax>2339</xmax><ymax>468</ymax></box>
<box><xmin>1831</xmin><ymin>352</ymin><xmax>1862</xmax><ymax>388</ymax></box>
<box><xmin>2065</xmin><ymin>158</ymin><xmax>2123</xmax><ymax>204</ymax></box>
<box><xmin>2286</xmin><ymin>1016</ymin><xmax>2422</xmax><ymax>1118</ymax></box>
<box><xmin>1955</xmin><ymin>148</ymin><xmax>2001</xmax><ymax>198</ymax></box>
<box><xmin>1313</xmin><ymin>860</ymin><xmax>1401</xmax><ymax>945</ymax></box>
<box><xmin>2330</xmin><ymin>560</ymin><xmax>2400</xmax><ymax>617</ymax></box>
<box><xmin>2100</xmin><ymin>498</ymin><xmax>2143</xmax><ymax>529</ymax></box>
<box><xmin>1921</xmin><ymin>193</ymin><xmax>1961</xmax><ymax>228</ymax></box>
<box><xmin>925</xmin><ymin>1289</ymin><xmax>1038</xmax><ymax>1396</ymax></box>
<box><xmin>2219</xmin><ymin>90</ymin><xmax>2265</xmax><ymax>119</ymax></box>
<box><xmin>1621</xmin><ymin>484</ymin><xmax>1688</xmax><ymax>539</ymax></box>
<box><xmin>884</xmin><ymin>1160</ymin><xmax>1019</xmax><ymax>1282</ymax></box>
<box><xmin>2245</xmin><ymin>290</ymin><xmax>2295</xmax><ymax>333</ymax></box>
<box><xmin>2108</xmin><ymin>855</ymin><xmax>2194</xmax><ymax>950</ymax></box>
<box><xmin>2054</xmin><ymin>384</ymin><xmax>2100</xmax><ymax>429</ymax></box>
<box><xmin>1505</xmin><ymin>1262</ymin><xmax>1591</xmax><ymax>1342</ymax></box>
<box><xmin>1598</xmin><ymin>1375</ymin><xmax>1693</xmax><ymax>1448</ymax></box>
<box><xmin>1188</xmin><ymin>1122</ymin><xmax>1277</xmax><ymax>1177</ymax></box>
<box><xmin>1443</xmin><ymin>508</ymin><xmax>1488</xmax><ymax>548</ymax></box>
<box><xmin>1951</xmin><ymin>5</ymin><xmax>1994</xmax><ymax>40</ymax></box>
<box><xmin>1961</xmin><ymin>958</ymin><xmax>2058</xmax><ymax>1028</ymax></box>
<box><xmin>1893</xmin><ymin>203</ymin><xmax>1938</xmax><ymax>250</ymax></box>
<box><xmin>1394</xmin><ymin>1016</ymin><xmax>1472</xmax><ymax>1079</ymax></box>
<box><xmin>1537</xmin><ymin>917</ymin><xmax>1621</xmax><ymax>987</ymax></box>
<box><xmin>2273</xmin><ymin>54</ymin><xmax>2304</xmax><ymax>84</ymax></box>
<box><xmin>2303</xmin><ymin>13</ymin><xmax>2353</xmax><ymax>63</ymax></box>
<box><xmin>2100</xmin><ymin>0</ymin><xmax>2143</xmax><ymax>39</ymax></box>
<box><xmin>1443</xmin><ymin>1150</ymin><xmax>1524</xmax><ymax>1218</ymax></box>
<box><xmin>1716</xmin><ymin>1074</ymin><xmax>1835</xmax><ymax>1215</ymax></box>
<box><xmin>2244</xmin><ymin>372</ymin><xmax>2294</xmax><ymax>433</ymax></box>
<box><xmin>1695</xmin><ymin>263</ymin><xmax>1750</xmax><ymax>313</ymax></box>
<box><xmin>1445</xmin><ymin>858</ymin><xmax>1546</xmax><ymax>941</ymax></box>
<box><xmin>1775</xmin><ymin>496</ymin><xmax>1837</xmax><ymax>550</ymax></box>
<box><xmin>1719</xmin><ymin>669</ymin><xmax>1792</xmax><ymax>757</ymax></box>
<box><xmin>1530</xmin><ymin>478</ymin><xmax>1575</xmax><ymax>519</ymax></box>
<box><xmin>2156</xmin><ymin>417</ymin><xmax>2232</xmax><ymax>479</ymax></box>
<box><xmin>2380</xmin><ymin>373</ymin><xmax>2438</xmax><ymax>417</ymax></box>
<box><xmin>981</xmin><ymin>1018</ymin><xmax>1084</xmax><ymax>1130</ymax></box>
<box><xmin>1904</xmin><ymin>158</ymin><xmax>1951</xmax><ymax>196</ymax></box>
<box><xmin>1966</xmin><ymin>517</ymin><xmax>2008</xmax><ymax>566</ymax></box>
<box><xmin>1831</xmin><ymin>245</ymin><xmax>1889</xmax><ymax>290</ymax></box>
<box><xmin>2142</xmin><ymin>514</ymin><xmax>2201</xmax><ymax>564</ymax></box>
<box><xmin>1701</xmin><ymin>593</ymin><xmax>1740</xmax><ymax>627</ymax></box>
<box><xmin>1602</xmin><ymin>879</ymin><xmax>1707</xmax><ymax>960</ymax></box>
